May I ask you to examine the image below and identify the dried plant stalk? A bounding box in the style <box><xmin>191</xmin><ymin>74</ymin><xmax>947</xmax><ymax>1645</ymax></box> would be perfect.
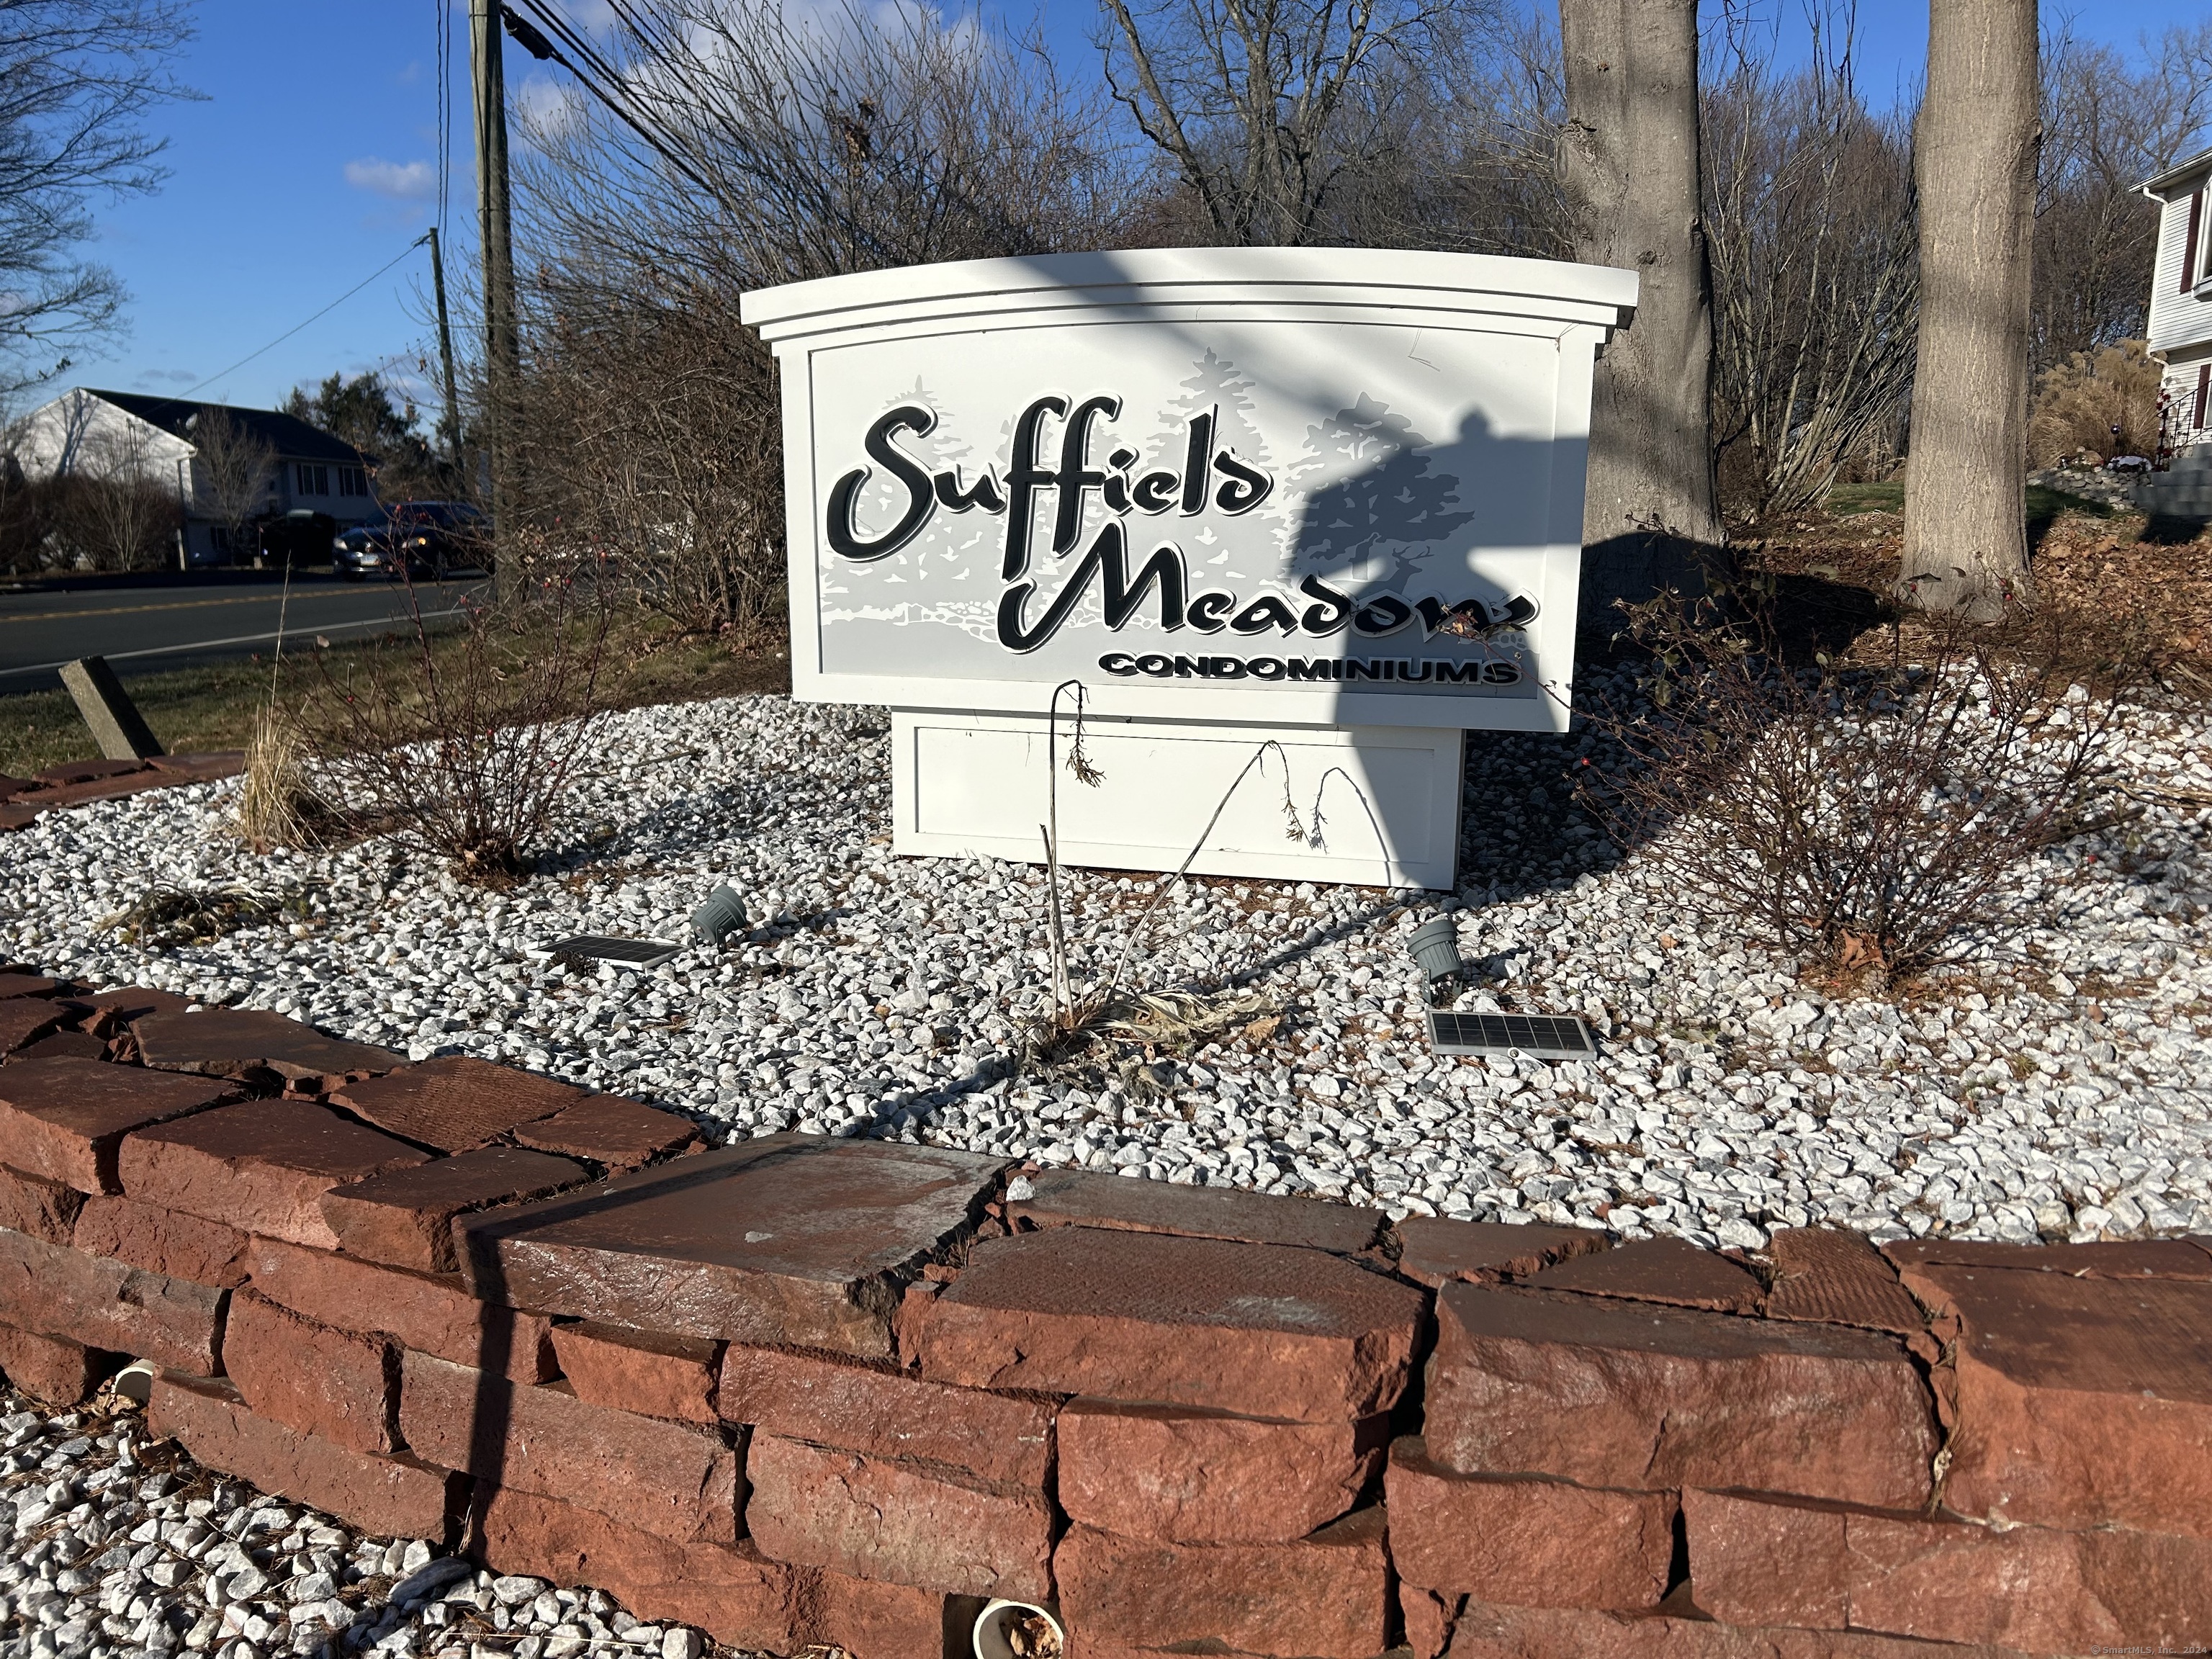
<box><xmin>232</xmin><ymin>705</ymin><xmax>332</xmax><ymax>853</ymax></box>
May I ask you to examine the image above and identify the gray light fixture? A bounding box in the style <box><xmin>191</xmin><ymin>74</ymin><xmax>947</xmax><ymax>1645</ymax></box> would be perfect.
<box><xmin>1406</xmin><ymin>917</ymin><xmax>1465</xmax><ymax>1005</ymax></box>
<box><xmin>691</xmin><ymin>884</ymin><xmax>748</xmax><ymax>948</ymax></box>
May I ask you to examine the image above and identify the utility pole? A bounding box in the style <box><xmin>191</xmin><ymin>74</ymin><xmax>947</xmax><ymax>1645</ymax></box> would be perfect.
<box><xmin>470</xmin><ymin>0</ymin><xmax>518</xmax><ymax>573</ymax></box>
<box><xmin>423</xmin><ymin>227</ymin><xmax>463</xmax><ymax>475</ymax></box>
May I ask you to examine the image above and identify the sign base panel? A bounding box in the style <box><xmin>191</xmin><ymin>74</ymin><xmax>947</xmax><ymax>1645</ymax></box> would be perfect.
<box><xmin>891</xmin><ymin>710</ymin><xmax>1465</xmax><ymax>889</ymax></box>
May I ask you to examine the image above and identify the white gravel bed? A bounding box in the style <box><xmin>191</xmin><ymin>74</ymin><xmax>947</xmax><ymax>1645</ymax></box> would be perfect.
<box><xmin>0</xmin><ymin>1385</ymin><xmax>721</xmax><ymax>1659</ymax></box>
<box><xmin>4</xmin><ymin>683</ymin><xmax>2210</xmax><ymax>1250</ymax></box>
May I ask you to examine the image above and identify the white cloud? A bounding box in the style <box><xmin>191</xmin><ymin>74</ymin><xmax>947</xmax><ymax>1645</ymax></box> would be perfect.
<box><xmin>544</xmin><ymin>0</ymin><xmax>618</xmax><ymax>29</ymax></box>
<box><xmin>343</xmin><ymin>158</ymin><xmax>439</xmax><ymax>201</ymax></box>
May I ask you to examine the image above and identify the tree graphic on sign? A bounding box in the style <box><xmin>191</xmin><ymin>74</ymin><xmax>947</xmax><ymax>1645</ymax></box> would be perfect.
<box><xmin>1151</xmin><ymin>349</ymin><xmax>1289</xmax><ymax>585</ymax></box>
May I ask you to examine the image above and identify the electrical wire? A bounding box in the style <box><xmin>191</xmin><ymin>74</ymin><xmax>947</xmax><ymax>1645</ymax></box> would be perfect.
<box><xmin>499</xmin><ymin>0</ymin><xmax>720</xmax><ymax>197</ymax></box>
<box><xmin>170</xmin><ymin>241</ymin><xmax>431</xmax><ymax>403</ymax></box>
<box><xmin>505</xmin><ymin>0</ymin><xmax>713</xmax><ymax>190</ymax></box>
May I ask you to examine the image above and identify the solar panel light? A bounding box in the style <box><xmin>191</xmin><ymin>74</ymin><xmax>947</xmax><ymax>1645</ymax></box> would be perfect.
<box><xmin>531</xmin><ymin>935</ymin><xmax>682</xmax><ymax>972</ymax></box>
<box><xmin>1406</xmin><ymin>917</ymin><xmax>1467</xmax><ymax>1006</ymax></box>
<box><xmin>690</xmin><ymin>884</ymin><xmax>749</xmax><ymax>948</ymax></box>
<box><xmin>1407</xmin><ymin>916</ymin><xmax>1599</xmax><ymax>1059</ymax></box>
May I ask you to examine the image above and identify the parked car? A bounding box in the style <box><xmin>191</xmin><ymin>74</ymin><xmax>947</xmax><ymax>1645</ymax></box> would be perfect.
<box><xmin>334</xmin><ymin>501</ymin><xmax>491</xmax><ymax>580</ymax></box>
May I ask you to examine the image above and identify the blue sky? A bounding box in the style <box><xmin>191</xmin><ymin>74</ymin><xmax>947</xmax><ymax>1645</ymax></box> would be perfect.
<box><xmin>66</xmin><ymin>0</ymin><xmax>2201</xmax><ymax>432</ymax></box>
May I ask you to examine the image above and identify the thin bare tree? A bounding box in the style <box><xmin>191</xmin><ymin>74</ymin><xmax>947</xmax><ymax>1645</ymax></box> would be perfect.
<box><xmin>1704</xmin><ymin>10</ymin><xmax>1919</xmax><ymax>518</ymax></box>
<box><xmin>1559</xmin><ymin>0</ymin><xmax>1723</xmax><ymax>611</ymax></box>
<box><xmin>1900</xmin><ymin>0</ymin><xmax>2040</xmax><ymax>617</ymax></box>
<box><xmin>0</xmin><ymin>1</ymin><xmax>195</xmax><ymax>392</ymax></box>
<box><xmin>1098</xmin><ymin>0</ymin><xmax>1439</xmax><ymax>246</ymax></box>
<box><xmin>187</xmin><ymin>407</ymin><xmax>275</xmax><ymax>562</ymax></box>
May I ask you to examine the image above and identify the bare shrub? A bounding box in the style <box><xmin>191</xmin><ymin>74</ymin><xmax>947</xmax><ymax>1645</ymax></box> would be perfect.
<box><xmin>299</xmin><ymin>547</ymin><xmax>615</xmax><ymax>879</ymax></box>
<box><xmin>2028</xmin><ymin>339</ymin><xmax>2161</xmax><ymax>466</ymax></box>
<box><xmin>55</xmin><ymin>472</ymin><xmax>178</xmax><ymax>571</ymax></box>
<box><xmin>1581</xmin><ymin>581</ymin><xmax>2131</xmax><ymax>988</ymax></box>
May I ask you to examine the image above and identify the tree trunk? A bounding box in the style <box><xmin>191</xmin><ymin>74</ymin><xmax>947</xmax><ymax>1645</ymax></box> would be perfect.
<box><xmin>1560</xmin><ymin>0</ymin><xmax>1722</xmax><ymax>621</ymax></box>
<box><xmin>1900</xmin><ymin>0</ymin><xmax>2040</xmax><ymax>617</ymax></box>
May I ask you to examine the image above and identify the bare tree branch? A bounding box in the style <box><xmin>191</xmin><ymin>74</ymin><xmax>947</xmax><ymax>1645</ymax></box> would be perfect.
<box><xmin>187</xmin><ymin>408</ymin><xmax>276</xmax><ymax>559</ymax></box>
<box><xmin>1098</xmin><ymin>0</ymin><xmax>1441</xmax><ymax>246</ymax></box>
<box><xmin>0</xmin><ymin>0</ymin><xmax>196</xmax><ymax>390</ymax></box>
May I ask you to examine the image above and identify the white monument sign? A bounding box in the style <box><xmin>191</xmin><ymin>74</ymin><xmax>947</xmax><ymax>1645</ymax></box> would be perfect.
<box><xmin>742</xmin><ymin>249</ymin><xmax>1637</xmax><ymax>889</ymax></box>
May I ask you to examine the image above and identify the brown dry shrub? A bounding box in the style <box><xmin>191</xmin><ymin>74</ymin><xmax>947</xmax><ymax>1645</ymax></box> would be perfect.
<box><xmin>2028</xmin><ymin>339</ymin><xmax>2160</xmax><ymax>467</ymax></box>
<box><xmin>298</xmin><ymin>545</ymin><xmax>616</xmax><ymax>880</ymax></box>
<box><xmin>1580</xmin><ymin>576</ymin><xmax>2136</xmax><ymax>988</ymax></box>
<box><xmin>232</xmin><ymin>706</ymin><xmax>336</xmax><ymax>853</ymax></box>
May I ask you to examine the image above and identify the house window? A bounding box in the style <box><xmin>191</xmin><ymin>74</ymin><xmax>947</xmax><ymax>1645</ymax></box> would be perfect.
<box><xmin>338</xmin><ymin>465</ymin><xmax>367</xmax><ymax>497</ymax></box>
<box><xmin>295</xmin><ymin>462</ymin><xmax>329</xmax><ymax>497</ymax></box>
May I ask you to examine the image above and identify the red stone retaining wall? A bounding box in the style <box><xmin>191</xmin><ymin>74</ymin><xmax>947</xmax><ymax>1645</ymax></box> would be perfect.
<box><xmin>0</xmin><ymin>754</ymin><xmax>244</xmax><ymax>832</ymax></box>
<box><xmin>0</xmin><ymin>966</ymin><xmax>2208</xmax><ymax>1657</ymax></box>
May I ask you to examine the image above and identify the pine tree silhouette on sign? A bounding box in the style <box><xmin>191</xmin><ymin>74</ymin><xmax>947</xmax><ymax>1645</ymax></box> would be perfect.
<box><xmin>1160</xmin><ymin>349</ymin><xmax>1271</xmax><ymax>470</ymax></box>
<box><xmin>1150</xmin><ymin>349</ymin><xmax>1292</xmax><ymax>583</ymax></box>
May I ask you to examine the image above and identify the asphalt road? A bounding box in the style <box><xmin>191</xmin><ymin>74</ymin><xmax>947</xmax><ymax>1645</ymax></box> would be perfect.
<box><xmin>0</xmin><ymin>573</ymin><xmax>485</xmax><ymax>690</ymax></box>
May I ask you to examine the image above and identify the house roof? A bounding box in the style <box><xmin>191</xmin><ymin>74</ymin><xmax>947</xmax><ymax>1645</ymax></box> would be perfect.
<box><xmin>2140</xmin><ymin>144</ymin><xmax>2212</xmax><ymax>199</ymax></box>
<box><xmin>83</xmin><ymin>390</ymin><xmax>367</xmax><ymax>465</ymax></box>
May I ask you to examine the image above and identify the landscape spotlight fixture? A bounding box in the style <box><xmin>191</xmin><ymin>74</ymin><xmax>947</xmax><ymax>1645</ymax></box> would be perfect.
<box><xmin>690</xmin><ymin>884</ymin><xmax>749</xmax><ymax>948</ymax></box>
<box><xmin>1406</xmin><ymin>916</ymin><xmax>1600</xmax><ymax>1059</ymax></box>
<box><xmin>1406</xmin><ymin>917</ymin><xmax>1465</xmax><ymax>1006</ymax></box>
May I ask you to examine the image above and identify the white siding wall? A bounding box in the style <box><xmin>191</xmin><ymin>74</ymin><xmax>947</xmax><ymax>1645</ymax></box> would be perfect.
<box><xmin>6</xmin><ymin>390</ymin><xmax>195</xmax><ymax>491</ymax></box>
<box><xmin>2149</xmin><ymin>168</ymin><xmax>2212</xmax><ymax>359</ymax></box>
<box><xmin>2161</xmin><ymin>356</ymin><xmax>2212</xmax><ymax>451</ymax></box>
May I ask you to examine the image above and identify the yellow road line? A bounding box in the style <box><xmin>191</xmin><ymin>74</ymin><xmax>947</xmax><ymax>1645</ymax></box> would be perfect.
<box><xmin>0</xmin><ymin>588</ymin><xmax>446</xmax><ymax>625</ymax></box>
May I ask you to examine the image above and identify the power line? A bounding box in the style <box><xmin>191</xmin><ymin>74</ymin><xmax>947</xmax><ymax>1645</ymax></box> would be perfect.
<box><xmin>499</xmin><ymin>0</ymin><xmax>721</xmax><ymax>197</ymax></box>
<box><xmin>171</xmin><ymin>241</ymin><xmax>431</xmax><ymax>405</ymax></box>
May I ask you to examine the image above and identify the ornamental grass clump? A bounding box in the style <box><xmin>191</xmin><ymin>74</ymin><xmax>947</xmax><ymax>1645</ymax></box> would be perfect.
<box><xmin>233</xmin><ymin>705</ymin><xmax>338</xmax><ymax>853</ymax></box>
<box><xmin>1580</xmin><ymin>579</ymin><xmax>2135</xmax><ymax>988</ymax></box>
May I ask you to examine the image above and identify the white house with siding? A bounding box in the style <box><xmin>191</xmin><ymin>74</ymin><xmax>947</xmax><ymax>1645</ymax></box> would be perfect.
<box><xmin>2139</xmin><ymin>146</ymin><xmax>2212</xmax><ymax>516</ymax></box>
<box><xmin>7</xmin><ymin>387</ymin><xmax>378</xmax><ymax>562</ymax></box>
